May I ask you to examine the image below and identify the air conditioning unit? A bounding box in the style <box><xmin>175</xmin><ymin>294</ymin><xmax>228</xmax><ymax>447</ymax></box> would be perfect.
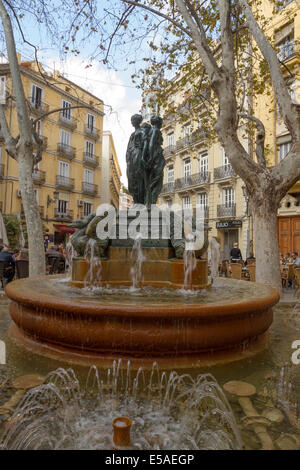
<box><xmin>16</xmin><ymin>189</ymin><xmax>22</xmax><ymax>198</ymax></box>
<box><xmin>77</xmin><ymin>199</ymin><xmax>84</xmax><ymax>207</ymax></box>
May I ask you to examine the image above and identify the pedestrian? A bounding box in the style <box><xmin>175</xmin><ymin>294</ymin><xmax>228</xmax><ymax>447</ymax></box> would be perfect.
<box><xmin>230</xmin><ymin>242</ymin><xmax>242</xmax><ymax>263</ymax></box>
<box><xmin>0</xmin><ymin>245</ymin><xmax>15</xmax><ymax>286</ymax></box>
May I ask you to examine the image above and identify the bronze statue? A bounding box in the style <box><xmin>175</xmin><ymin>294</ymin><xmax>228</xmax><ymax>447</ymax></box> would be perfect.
<box><xmin>126</xmin><ymin>113</ymin><xmax>165</xmax><ymax>207</ymax></box>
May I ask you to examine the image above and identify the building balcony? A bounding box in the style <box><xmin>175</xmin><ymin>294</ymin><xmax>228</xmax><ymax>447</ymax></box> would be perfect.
<box><xmin>56</xmin><ymin>175</ymin><xmax>75</xmax><ymax>190</ymax></box>
<box><xmin>0</xmin><ymin>163</ymin><xmax>4</xmax><ymax>180</ymax></box>
<box><xmin>84</xmin><ymin>125</ymin><xmax>100</xmax><ymax>140</ymax></box>
<box><xmin>175</xmin><ymin>130</ymin><xmax>207</xmax><ymax>153</ymax></box>
<box><xmin>214</xmin><ymin>164</ymin><xmax>235</xmax><ymax>180</ymax></box>
<box><xmin>57</xmin><ymin>143</ymin><xmax>76</xmax><ymax>160</ymax></box>
<box><xmin>161</xmin><ymin>182</ymin><xmax>175</xmax><ymax>195</ymax></box>
<box><xmin>83</xmin><ymin>152</ymin><xmax>99</xmax><ymax>168</ymax></box>
<box><xmin>32</xmin><ymin>169</ymin><xmax>46</xmax><ymax>185</ymax></box>
<box><xmin>175</xmin><ymin>172</ymin><xmax>210</xmax><ymax>191</ymax></box>
<box><xmin>82</xmin><ymin>181</ymin><xmax>98</xmax><ymax>195</ymax></box>
<box><xmin>277</xmin><ymin>41</ymin><xmax>295</xmax><ymax>62</ymax></box>
<box><xmin>54</xmin><ymin>209</ymin><xmax>74</xmax><ymax>221</ymax></box>
<box><xmin>28</xmin><ymin>98</ymin><xmax>49</xmax><ymax>116</ymax></box>
<box><xmin>58</xmin><ymin>114</ymin><xmax>77</xmax><ymax>131</ymax></box>
<box><xmin>193</xmin><ymin>206</ymin><xmax>209</xmax><ymax>220</ymax></box>
<box><xmin>217</xmin><ymin>204</ymin><xmax>236</xmax><ymax>218</ymax></box>
<box><xmin>164</xmin><ymin>145</ymin><xmax>176</xmax><ymax>158</ymax></box>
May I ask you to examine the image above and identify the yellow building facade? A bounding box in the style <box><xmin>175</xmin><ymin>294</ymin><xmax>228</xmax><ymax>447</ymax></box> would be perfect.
<box><xmin>0</xmin><ymin>54</ymin><xmax>104</xmax><ymax>244</ymax></box>
<box><xmin>101</xmin><ymin>131</ymin><xmax>122</xmax><ymax>209</ymax></box>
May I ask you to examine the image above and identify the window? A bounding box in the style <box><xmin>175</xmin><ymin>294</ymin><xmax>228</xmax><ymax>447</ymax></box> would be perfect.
<box><xmin>182</xmin><ymin>195</ymin><xmax>191</xmax><ymax>209</ymax></box>
<box><xmin>182</xmin><ymin>124</ymin><xmax>191</xmax><ymax>138</ymax></box>
<box><xmin>167</xmin><ymin>164</ymin><xmax>174</xmax><ymax>183</ymax></box>
<box><xmin>223</xmin><ymin>187</ymin><xmax>234</xmax><ymax>207</ymax></box>
<box><xmin>167</xmin><ymin>133</ymin><xmax>174</xmax><ymax>147</ymax></box>
<box><xmin>197</xmin><ymin>192</ymin><xmax>208</xmax><ymax>208</ymax></box>
<box><xmin>30</xmin><ymin>84</ymin><xmax>43</xmax><ymax>109</ymax></box>
<box><xmin>58</xmin><ymin>161</ymin><xmax>70</xmax><ymax>177</ymax></box>
<box><xmin>61</xmin><ymin>99</ymin><xmax>72</xmax><ymax>121</ymax></box>
<box><xmin>183</xmin><ymin>158</ymin><xmax>191</xmax><ymax>179</ymax></box>
<box><xmin>57</xmin><ymin>199</ymin><xmax>68</xmax><ymax>214</ymax></box>
<box><xmin>199</xmin><ymin>151</ymin><xmax>208</xmax><ymax>173</ymax></box>
<box><xmin>84</xmin><ymin>168</ymin><xmax>94</xmax><ymax>183</ymax></box>
<box><xmin>276</xmin><ymin>0</ymin><xmax>294</xmax><ymax>11</ymax></box>
<box><xmin>33</xmin><ymin>161</ymin><xmax>40</xmax><ymax>175</ymax></box>
<box><xmin>278</xmin><ymin>141</ymin><xmax>291</xmax><ymax>161</ymax></box>
<box><xmin>85</xmin><ymin>140</ymin><xmax>94</xmax><ymax>156</ymax></box>
<box><xmin>277</xmin><ymin>33</ymin><xmax>294</xmax><ymax>61</ymax></box>
<box><xmin>222</xmin><ymin>148</ymin><xmax>229</xmax><ymax>166</ymax></box>
<box><xmin>167</xmin><ymin>199</ymin><xmax>173</xmax><ymax>208</ymax></box>
<box><xmin>60</xmin><ymin>129</ymin><xmax>71</xmax><ymax>147</ymax></box>
<box><xmin>86</xmin><ymin>113</ymin><xmax>95</xmax><ymax>131</ymax></box>
<box><xmin>0</xmin><ymin>76</ymin><xmax>6</xmax><ymax>104</ymax></box>
<box><xmin>83</xmin><ymin>202</ymin><xmax>92</xmax><ymax>217</ymax></box>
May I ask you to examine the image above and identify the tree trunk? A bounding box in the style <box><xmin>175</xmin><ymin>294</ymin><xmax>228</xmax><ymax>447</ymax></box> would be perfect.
<box><xmin>18</xmin><ymin>148</ymin><xmax>45</xmax><ymax>276</ymax></box>
<box><xmin>251</xmin><ymin>196</ymin><xmax>281</xmax><ymax>292</ymax></box>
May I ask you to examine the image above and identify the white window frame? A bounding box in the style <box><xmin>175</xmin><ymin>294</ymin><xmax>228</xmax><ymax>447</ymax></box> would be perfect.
<box><xmin>222</xmin><ymin>187</ymin><xmax>235</xmax><ymax>207</ymax></box>
<box><xmin>199</xmin><ymin>151</ymin><xmax>208</xmax><ymax>174</ymax></box>
<box><xmin>278</xmin><ymin>141</ymin><xmax>291</xmax><ymax>162</ymax></box>
<box><xmin>61</xmin><ymin>99</ymin><xmax>72</xmax><ymax>121</ymax></box>
<box><xmin>30</xmin><ymin>83</ymin><xmax>44</xmax><ymax>109</ymax></box>
<box><xmin>58</xmin><ymin>160</ymin><xmax>70</xmax><ymax>178</ymax></box>
<box><xmin>183</xmin><ymin>158</ymin><xmax>191</xmax><ymax>179</ymax></box>
<box><xmin>167</xmin><ymin>164</ymin><xmax>174</xmax><ymax>183</ymax></box>
<box><xmin>197</xmin><ymin>192</ymin><xmax>208</xmax><ymax>208</ymax></box>
<box><xmin>60</xmin><ymin>129</ymin><xmax>71</xmax><ymax>147</ymax></box>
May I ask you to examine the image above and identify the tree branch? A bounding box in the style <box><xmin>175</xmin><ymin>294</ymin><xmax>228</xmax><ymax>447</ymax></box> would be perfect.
<box><xmin>237</xmin><ymin>0</ymin><xmax>300</xmax><ymax>142</ymax></box>
<box><xmin>238</xmin><ymin>112</ymin><xmax>266</xmax><ymax>166</ymax></box>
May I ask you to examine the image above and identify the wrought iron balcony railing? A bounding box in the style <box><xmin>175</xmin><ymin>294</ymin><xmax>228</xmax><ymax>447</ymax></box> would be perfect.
<box><xmin>214</xmin><ymin>164</ymin><xmax>235</xmax><ymax>180</ymax></box>
<box><xmin>82</xmin><ymin>181</ymin><xmax>98</xmax><ymax>195</ymax></box>
<box><xmin>83</xmin><ymin>152</ymin><xmax>99</xmax><ymax>168</ymax></box>
<box><xmin>57</xmin><ymin>143</ymin><xmax>76</xmax><ymax>160</ymax></box>
<box><xmin>163</xmin><ymin>145</ymin><xmax>176</xmax><ymax>157</ymax></box>
<box><xmin>28</xmin><ymin>97</ymin><xmax>49</xmax><ymax>115</ymax></box>
<box><xmin>161</xmin><ymin>182</ymin><xmax>175</xmax><ymax>194</ymax></box>
<box><xmin>277</xmin><ymin>40</ymin><xmax>294</xmax><ymax>61</ymax></box>
<box><xmin>58</xmin><ymin>114</ymin><xmax>77</xmax><ymax>130</ymax></box>
<box><xmin>217</xmin><ymin>204</ymin><xmax>236</xmax><ymax>218</ymax></box>
<box><xmin>175</xmin><ymin>172</ymin><xmax>210</xmax><ymax>190</ymax></box>
<box><xmin>56</xmin><ymin>175</ymin><xmax>75</xmax><ymax>190</ymax></box>
<box><xmin>54</xmin><ymin>209</ymin><xmax>74</xmax><ymax>221</ymax></box>
<box><xmin>32</xmin><ymin>169</ymin><xmax>46</xmax><ymax>184</ymax></box>
<box><xmin>193</xmin><ymin>206</ymin><xmax>209</xmax><ymax>220</ymax></box>
<box><xmin>84</xmin><ymin>125</ymin><xmax>100</xmax><ymax>139</ymax></box>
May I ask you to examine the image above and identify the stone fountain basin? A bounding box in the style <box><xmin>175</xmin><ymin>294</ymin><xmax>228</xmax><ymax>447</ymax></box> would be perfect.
<box><xmin>5</xmin><ymin>275</ymin><xmax>279</xmax><ymax>368</ymax></box>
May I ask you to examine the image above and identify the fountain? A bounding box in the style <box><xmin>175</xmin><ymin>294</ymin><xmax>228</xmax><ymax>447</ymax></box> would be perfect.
<box><xmin>4</xmin><ymin>113</ymin><xmax>279</xmax><ymax>369</ymax></box>
<box><xmin>0</xmin><ymin>363</ymin><xmax>243</xmax><ymax>450</ymax></box>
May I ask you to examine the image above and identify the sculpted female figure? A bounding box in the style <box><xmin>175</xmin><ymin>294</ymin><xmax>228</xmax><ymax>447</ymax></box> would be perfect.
<box><xmin>126</xmin><ymin>114</ymin><xmax>144</xmax><ymax>204</ymax></box>
<box><xmin>146</xmin><ymin>115</ymin><xmax>165</xmax><ymax>207</ymax></box>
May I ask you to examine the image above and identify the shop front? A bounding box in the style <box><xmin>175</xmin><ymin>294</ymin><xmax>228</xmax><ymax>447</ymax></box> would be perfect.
<box><xmin>216</xmin><ymin>219</ymin><xmax>242</xmax><ymax>260</ymax></box>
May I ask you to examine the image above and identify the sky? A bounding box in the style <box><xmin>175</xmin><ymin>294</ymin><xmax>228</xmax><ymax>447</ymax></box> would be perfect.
<box><xmin>48</xmin><ymin>57</ymin><xmax>142</xmax><ymax>186</ymax></box>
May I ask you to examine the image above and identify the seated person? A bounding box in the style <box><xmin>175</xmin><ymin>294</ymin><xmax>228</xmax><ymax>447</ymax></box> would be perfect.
<box><xmin>46</xmin><ymin>245</ymin><xmax>65</xmax><ymax>273</ymax></box>
<box><xmin>230</xmin><ymin>243</ymin><xmax>243</xmax><ymax>263</ymax></box>
<box><xmin>292</xmin><ymin>252</ymin><xmax>300</xmax><ymax>267</ymax></box>
<box><xmin>0</xmin><ymin>245</ymin><xmax>15</xmax><ymax>285</ymax></box>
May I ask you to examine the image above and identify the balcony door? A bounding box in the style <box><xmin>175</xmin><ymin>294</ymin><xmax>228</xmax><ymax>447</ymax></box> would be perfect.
<box><xmin>85</xmin><ymin>140</ymin><xmax>94</xmax><ymax>157</ymax></box>
<box><xmin>30</xmin><ymin>84</ymin><xmax>43</xmax><ymax>109</ymax></box>
<box><xmin>199</xmin><ymin>151</ymin><xmax>208</xmax><ymax>174</ymax></box>
<box><xmin>84</xmin><ymin>168</ymin><xmax>94</xmax><ymax>184</ymax></box>
<box><xmin>222</xmin><ymin>187</ymin><xmax>234</xmax><ymax>207</ymax></box>
<box><xmin>58</xmin><ymin>161</ymin><xmax>70</xmax><ymax>178</ymax></box>
<box><xmin>86</xmin><ymin>113</ymin><xmax>95</xmax><ymax>131</ymax></box>
<box><xmin>183</xmin><ymin>158</ymin><xmax>191</xmax><ymax>182</ymax></box>
<box><xmin>60</xmin><ymin>129</ymin><xmax>71</xmax><ymax>148</ymax></box>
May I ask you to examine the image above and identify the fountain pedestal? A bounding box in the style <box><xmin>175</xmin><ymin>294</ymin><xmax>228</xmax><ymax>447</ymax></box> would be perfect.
<box><xmin>71</xmin><ymin>246</ymin><xmax>209</xmax><ymax>290</ymax></box>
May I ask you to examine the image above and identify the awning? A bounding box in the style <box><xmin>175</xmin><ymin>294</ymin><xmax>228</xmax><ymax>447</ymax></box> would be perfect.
<box><xmin>53</xmin><ymin>224</ymin><xmax>75</xmax><ymax>234</ymax></box>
